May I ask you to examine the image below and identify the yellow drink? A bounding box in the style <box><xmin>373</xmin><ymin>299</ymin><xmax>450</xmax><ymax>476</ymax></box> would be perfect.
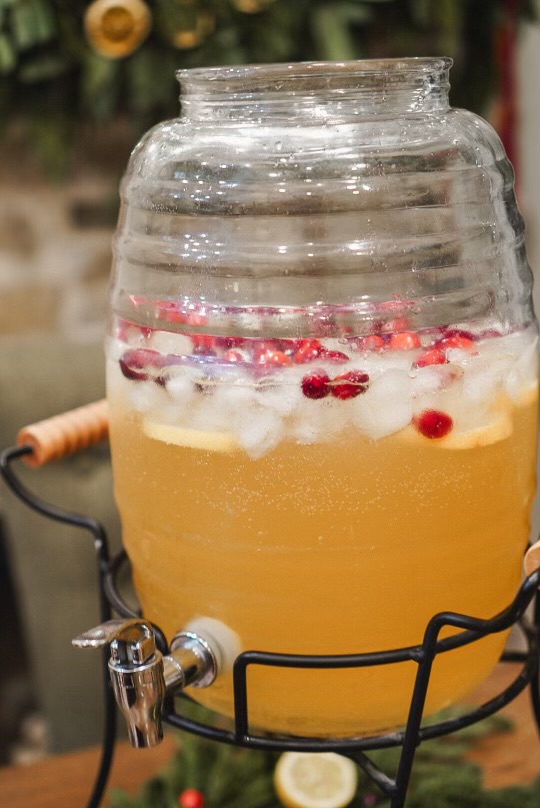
<box><xmin>107</xmin><ymin>325</ymin><xmax>538</xmax><ymax>736</ymax></box>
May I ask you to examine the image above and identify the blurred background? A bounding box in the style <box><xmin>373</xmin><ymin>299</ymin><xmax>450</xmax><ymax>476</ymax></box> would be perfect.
<box><xmin>0</xmin><ymin>0</ymin><xmax>539</xmax><ymax>768</ymax></box>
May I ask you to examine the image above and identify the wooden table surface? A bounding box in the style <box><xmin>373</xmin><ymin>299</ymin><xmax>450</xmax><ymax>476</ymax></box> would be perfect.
<box><xmin>0</xmin><ymin>663</ymin><xmax>538</xmax><ymax>807</ymax></box>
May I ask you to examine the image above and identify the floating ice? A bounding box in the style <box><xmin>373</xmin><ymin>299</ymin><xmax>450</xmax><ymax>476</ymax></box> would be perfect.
<box><xmin>505</xmin><ymin>338</ymin><xmax>538</xmax><ymax>399</ymax></box>
<box><xmin>236</xmin><ymin>406</ymin><xmax>283</xmax><ymax>459</ymax></box>
<box><xmin>165</xmin><ymin>372</ymin><xmax>196</xmax><ymax>410</ymax></box>
<box><xmin>149</xmin><ymin>331</ymin><xmax>192</xmax><ymax>356</ymax></box>
<box><xmin>353</xmin><ymin>370</ymin><xmax>414</xmax><ymax>439</ymax></box>
<box><xmin>257</xmin><ymin>379</ymin><xmax>303</xmax><ymax>416</ymax></box>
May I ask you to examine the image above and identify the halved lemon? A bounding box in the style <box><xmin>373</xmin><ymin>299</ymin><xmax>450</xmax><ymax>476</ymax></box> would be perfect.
<box><xmin>142</xmin><ymin>419</ymin><xmax>238</xmax><ymax>452</ymax></box>
<box><xmin>400</xmin><ymin>408</ymin><xmax>513</xmax><ymax>450</ymax></box>
<box><xmin>274</xmin><ymin>752</ymin><xmax>358</xmax><ymax>808</ymax></box>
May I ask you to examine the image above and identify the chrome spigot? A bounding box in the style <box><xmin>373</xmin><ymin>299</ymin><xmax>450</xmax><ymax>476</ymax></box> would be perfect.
<box><xmin>73</xmin><ymin>618</ymin><xmax>220</xmax><ymax>748</ymax></box>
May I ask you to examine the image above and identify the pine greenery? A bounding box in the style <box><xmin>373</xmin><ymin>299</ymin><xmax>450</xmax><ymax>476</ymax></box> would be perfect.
<box><xmin>107</xmin><ymin>705</ymin><xmax>540</xmax><ymax>808</ymax></box>
<box><xmin>0</xmin><ymin>0</ymin><xmax>537</xmax><ymax>161</ymax></box>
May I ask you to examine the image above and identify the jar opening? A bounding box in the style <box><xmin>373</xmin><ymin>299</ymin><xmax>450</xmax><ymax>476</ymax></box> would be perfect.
<box><xmin>176</xmin><ymin>57</ymin><xmax>452</xmax><ymax>86</ymax></box>
<box><xmin>176</xmin><ymin>58</ymin><xmax>452</xmax><ymax>120</ymax></box>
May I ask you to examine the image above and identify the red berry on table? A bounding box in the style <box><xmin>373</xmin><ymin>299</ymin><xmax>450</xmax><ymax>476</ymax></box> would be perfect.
<box><xmin>331</xmin><ymin>370</ymin><xmax>369</xmax><ymax>400</ymax></box>
<box><xmin>301</xmin><ymin>371</ymin><xmax>331</xmax><ymax>399</ymax></box>
<box><xmin>413</xmin><ymin>409</ymin><xmax>453</xmax><ymax>439</ymax></box>
<box><xmin>413</xmin><ymin>348</ymin><xmax>448</xmax><ymax>369</ymax></box>
<box><xmin>389</xmin><ymin>331</ymin><xmax>421</xmax><ymax>351</ymax></box>
<box><xmin>179</xmin><ymin>788</ymin><xmax>204</xmax><ymax>808</ymax></box>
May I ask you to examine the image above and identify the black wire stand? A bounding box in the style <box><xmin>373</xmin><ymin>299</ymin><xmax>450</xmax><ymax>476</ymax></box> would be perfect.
<box><xmin>1</xmin><ymin>442</ymin><xmax>539</xmax><ymax>808</ymax></box>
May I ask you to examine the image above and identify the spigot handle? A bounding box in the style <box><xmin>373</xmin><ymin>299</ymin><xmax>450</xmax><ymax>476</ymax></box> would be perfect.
<box><xmin>73</xmin><ymin>618</ymin><xmax>225</xmax><ymax>749</ymax></box>
<box><xmin>73</xmin><ymin>618</ymin><xmax>150</xmax><ymax>649</ymax></box>
<box><xmin>73</xmin><ymin>618</ymin><xmax>165</xmax><ymax>749</ymax></box>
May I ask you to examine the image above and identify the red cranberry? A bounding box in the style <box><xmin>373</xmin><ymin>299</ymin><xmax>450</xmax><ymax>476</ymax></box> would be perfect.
<box><xmin>331</xmin><ymin>370</ymin><xmax>369</xmax><ymax>399</ymax></box>
<box><xmin>413</xmin><ymin>409</ymin><xmax>453</xmax><ymax>439</ymax></box>
<box><xmin>356</xmin><ymin>335</ymin><xmax>386</xmax><ymax>352</ymax></box>
<box><xmin>301</xmin><ymin>371</ymin><xmax>331</xmax><ymax>399</ymax></box>
<box><xmin>119</xmin><ymin>349</ymin><xmax>161</xmax><ymax>381</ymax></box>
<box><xmin>320</xmin><ymin>349</ymin><xmax>350</xmax><ymax>363</ymax></box>
<box><xmin>389</xmin><ymin>331</ymin><xmax>421</xmax><ymax>351</ymax></box>
<box><xmin>437</xmin><ymin>335</ymin><xmax>476</xmax><ymax>352</ymax></box>
<box><xmin>442</xmin><ymin>328</ymin><xmax>476</xmax><ymax>342</ymax></box>
<box><xmin>256</xmin><ymin>349</ymin><xmax>292</xmax><ymax>366</ymax></box>
<box><xmin>191</xmin><ymin>334</ymin><xmax>216</xmax><ymax>353</ymax></box>
<box><xmin>223</xmin><ymin>350</ymin><xmax>244</xmax><ymax>363</ymax></box>
<box><xmin>413</xmin><ymin>348</ymin><xmax>448</xmax><ymax>369</ymax></box>
<box><xmin>294</xmin><ymin>340</ymin><xmax>324</xmax><ymax>364</ymax></box>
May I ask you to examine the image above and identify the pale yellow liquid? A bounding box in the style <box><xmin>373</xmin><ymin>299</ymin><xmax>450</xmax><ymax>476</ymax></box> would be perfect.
<box><xmin>109</xmin><ymin>391</ymin><xmax>538</xmax><ymax>736</ymax></box>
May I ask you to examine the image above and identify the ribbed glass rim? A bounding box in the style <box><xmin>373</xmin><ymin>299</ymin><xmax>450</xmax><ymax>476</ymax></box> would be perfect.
<box><xmin>176</xmin><ymin>57</ymin><xmax>453</xmax><ymax>84</ymax></box>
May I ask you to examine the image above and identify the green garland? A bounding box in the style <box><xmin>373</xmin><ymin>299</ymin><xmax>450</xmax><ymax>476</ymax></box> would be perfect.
<box><xmin>108</xmin><ymin>704</ymin><xmax>540</xmax><ymax>808</ymax></box>
<box><xmin>0</xmin><ymin>0</ymin><xmax>537</xmax><ymax>169</ymax></box>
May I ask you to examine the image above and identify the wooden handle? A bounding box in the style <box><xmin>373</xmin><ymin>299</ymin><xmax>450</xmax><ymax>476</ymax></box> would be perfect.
<box><xmin>524</xmin><ymin>539</ymin><xmax>540</xmax><ymax>581</ymax></box>
<box><xmin>16</xmin><ymin>399</ymin><xmax>109</xmax><ymax>468</ymax></box>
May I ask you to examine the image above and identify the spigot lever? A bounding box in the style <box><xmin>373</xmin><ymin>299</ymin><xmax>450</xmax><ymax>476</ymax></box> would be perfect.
<box><xmin>73</xmin><ymin>619</ymin><xmax>219</xmax><ymax>749</ymax></box>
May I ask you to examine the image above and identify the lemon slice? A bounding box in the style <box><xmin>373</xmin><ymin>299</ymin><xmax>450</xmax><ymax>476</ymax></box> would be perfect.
<box><xmin>143</xmin><ymin>420</ymin><xmax>238</xmax><ymax>452</ymax></box>
<box><xmin>274</xmin><ymin>752</ymin><xmax>358</xmax><ymax>808</ymax></box>
<box><xmin>401</xmin><ymin>408</ymin><xmax>513</xmax><ymax>450</ymax></box>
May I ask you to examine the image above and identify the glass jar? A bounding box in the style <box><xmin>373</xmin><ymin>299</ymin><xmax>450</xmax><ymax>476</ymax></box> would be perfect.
<box><xmin>106</xmin><ymin>58</ymin><xmax>538</xmax><ymax>737</ymax></box>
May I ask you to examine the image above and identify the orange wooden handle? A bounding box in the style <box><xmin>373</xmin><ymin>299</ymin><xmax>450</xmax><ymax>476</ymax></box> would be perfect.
<box><xmin>16</xmin><ymin>399</ymin><xmax>109</xmax><ymax>468</ymax></box>
<box><xmin>524</xmin><ymin>539</ymin><xmax>540</xmax><ymax>581</ymax></box>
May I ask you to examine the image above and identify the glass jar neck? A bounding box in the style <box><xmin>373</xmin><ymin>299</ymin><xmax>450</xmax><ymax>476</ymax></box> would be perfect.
<box><xmin>177</xmin><ymin>58</ymin><xmax>452</xmax><ymax>122</ymax></box>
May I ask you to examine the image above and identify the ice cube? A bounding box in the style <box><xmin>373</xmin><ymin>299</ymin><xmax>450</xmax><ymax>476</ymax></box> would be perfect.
<box><xmin>257</xmin><ymin>380</ymin><xmax>303</xmax><ymax>417</ymax></box>
<box><xmin>505</xmin><ymin>338</ymin><xmax>539</xmax><ymax>399</ymax></box>
<box><xmin>149</xmin><ymin>331</ymin><xmax>192</xmax><ymax>356</ymax></box>
<box><xmin>237</xmin><ymin>407</ymin><xmax>283</xmax><ymax>459</ymax></box>
<box><xmin>129</xmin><ymin>379</ymin><xmax>171</xmax><ymax>415</ymax></box>
<box><xmin>165</xmin><ymin>372</ymin><xmax>195</xmax><ymax>409</ymax></box>
<box><xmin>353</xmin><ymin>369</ymin><xmax>413</xmax><ymax>439</ymax></box>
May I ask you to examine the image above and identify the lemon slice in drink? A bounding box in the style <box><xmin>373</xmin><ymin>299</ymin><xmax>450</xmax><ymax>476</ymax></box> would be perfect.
<box><xmin>401</xmin><ymin>407</ymin><xmax>513</xmax><ymax>450</ymax></box>
<box><xmin>143</xmin><ymin>420</ymin><xmax>238</xmax><ymax>452</ymax></box>
<box><xmin>274</xmin><ymin>753</ymin><xmax>358</xmax><ymax>808</ymax></box>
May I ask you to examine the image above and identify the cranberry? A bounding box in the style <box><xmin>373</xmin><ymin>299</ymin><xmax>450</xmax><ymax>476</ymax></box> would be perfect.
<box><xmin>191</xmin><ymin>334</ymin><xmax>216</xmax><ymax>353</ymax></box>
<box><xmin>413</xmin><ymin>409</ymin><xmax>453</xmax><ymax>439</ymax></box>
<box><xmin>389</xmin><ymin>331</ymin><xmax>421</xmax><ymax>351</ymax></box>
<box><xmin>119</xmin><ymin>349</ymin><xmax>161</xmax><ymax>381</ymax></box>
<box><xmin>301</xmin><ymin>371</ymin><xmax>331</xmax><ymax>399</ymax></box>
<box><xmin>331</xmin><ymin>370</ymin><xmax>369</xmax><ymax>399</ymax></box>
<box><xmin>256</xmin><ymin>349</ymin><xmax>292</xmax><ymax>366</ymax></box>
<box><xmin>413</xmin><ymin>348</ymin><xmax>448</xmax><ymax>369</ymax></box>
<box><xmin>320</xmin><ymin>349</ymin><xmax>350</xmax><ymax>363</ymax></box>
<box><xmin>214</xmin><ymin>336</ymin><xmax>245</xmax><ymax>350</ymax></box>
<box><xmin>179</xmin><ymin>789</ymin><xmax>204</xmax><ymax>808</ymax></box>
<box><xmin>223</xmin><ymin>350</ymin><xmax>244</xmax><ymax>363</ymax></box>
<box><xmin>438</xmin><ymin>335</ymin><xmax>476</xmax><ymax>352</ymax></box>
<box><xmin>294</xmin><ymin>340</ymin><xmax>324</xmax><ymax>364</ymax></box>
<box><xmin>442</xmin><ymin>328</ymin><xmax>476</xmax><ymax>342</ymax></box>
<box><xmin>356</xmin><ymin>335</ymin><xmax>386</xmax><ymax>352</ymax></box>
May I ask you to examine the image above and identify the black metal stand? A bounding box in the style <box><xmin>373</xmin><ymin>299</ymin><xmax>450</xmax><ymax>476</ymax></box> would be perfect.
<box><xmin>1</xmin><ymin>442</ymin><xmax>539</xmax><ymax>808</ymax></box>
